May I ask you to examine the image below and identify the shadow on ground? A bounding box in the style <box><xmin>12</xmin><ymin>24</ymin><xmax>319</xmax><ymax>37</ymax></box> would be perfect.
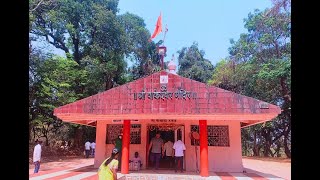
<box><xmin>244</xmin><ymin>168</ymin><xmax>284</xmax><ymax>179</ymax></box>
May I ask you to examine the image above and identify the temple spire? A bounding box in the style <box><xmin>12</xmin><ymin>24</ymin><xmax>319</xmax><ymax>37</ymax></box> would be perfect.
<box><xmin>168</xmin><ymin>54</ymin><xmax>176</xmax><ymax>74</ymax></box>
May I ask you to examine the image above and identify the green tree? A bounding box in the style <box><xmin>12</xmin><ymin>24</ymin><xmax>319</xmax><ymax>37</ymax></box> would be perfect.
<box><xmin>30</xmin><ymin>53</ymin><xmax>88</xmax><ymax>145</ymax></box>
<box><xmin>207</xmin><ymin>59</ymin><xmax>238</xmax><ymax>91</ymax></box>
<box><xmin>30</xmin><ymin>0</ymin><xmax>158</xmax><ymax>92</ymax></box>
<box><xmin>118</xmin><ymin>12</ymin><xmax>161</xmax><ymax>81</ymax></box>
<box><xmin>177</xmin><ymin>42</ymin><xmax>214</xmax><ymax>83</ymax></box>
<box><xmin>29</xmin><ymin>47</ymin><xmax>51</xmax><ymax>142</ymax></box>
<box><xmin>209</xmin><ymin>0</ymin><xmax>291</xmax><ymax>157</ymax></box>
<box><xmin>30</xmin><ymin>0</ymin><xmax>120</xmax><ymax>64</ymax></box>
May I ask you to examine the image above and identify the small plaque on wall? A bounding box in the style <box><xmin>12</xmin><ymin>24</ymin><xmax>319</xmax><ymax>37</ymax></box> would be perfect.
<box><xmin>259</xmin><ymin>102</ymin><xmax>269</xmax><ymax>109</ymax></box>
<box><xmin>112</xmin><ymin>119</ymin><xmax>140</xmax><ymax>123</ymax></box>
<box><xmin>112</xmin><ymin>120</ymin><xmax>123</xmax><ymax>123</ymax></box>
<box><xmin>160</xmin><ymin>75</ymin><xmax>168</xmax><ymax>84</ymax></box>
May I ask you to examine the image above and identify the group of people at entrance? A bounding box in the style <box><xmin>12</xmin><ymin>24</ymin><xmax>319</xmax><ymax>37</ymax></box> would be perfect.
<box><xmin>148</xmin><ymin>132</ymin><xmax>186</xmax><ymax>172</ymax></box>
<box><xmin>97</xmin><ymin>132</ymin><xmax>186</xmax><ymax>180</ymax></box>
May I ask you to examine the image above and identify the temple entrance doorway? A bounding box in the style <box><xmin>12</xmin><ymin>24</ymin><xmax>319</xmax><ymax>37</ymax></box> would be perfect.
<box><xmin>146</xmin><ymin>124</ymin><xmax>185</xmax><ymax>170</ymax></box>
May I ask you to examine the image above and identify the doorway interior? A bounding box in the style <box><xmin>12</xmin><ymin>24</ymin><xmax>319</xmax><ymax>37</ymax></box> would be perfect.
<box><xmin>146</xmin><ymin>124</ymin><xmax>185</xmax><ymax>170</ymax></box>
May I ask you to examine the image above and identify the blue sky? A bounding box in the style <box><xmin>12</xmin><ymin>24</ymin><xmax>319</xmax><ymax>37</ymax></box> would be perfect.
<box><xmin>118</xmin><ymin>0</ymin><xmax>272</xmax><ymax>66</ymax></box>
<box><xmin>35</xmin><ymin>0</ymin><xmax>272</xmax><ymax>66</ymax></box>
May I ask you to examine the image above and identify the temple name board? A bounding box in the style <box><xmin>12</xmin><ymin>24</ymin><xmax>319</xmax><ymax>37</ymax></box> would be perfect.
<box><xmin>133</xmin><ymin>86</ymin><xmax>197</xmax><ymax>100</ymax></box>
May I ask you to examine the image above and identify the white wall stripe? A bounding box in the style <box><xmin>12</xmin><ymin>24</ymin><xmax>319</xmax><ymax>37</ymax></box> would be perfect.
<box><xmin>266</xmin><ymin>178</ymin><xmax>285</xmax><ymax>180</ymax></box>
<box><xmin>207</xmin><ymin>172</ymin><xmax>222</xmax><ymax>180</ymax></box>
<box><xmin>252</xmin><ymin>171</ymin><xmax>285</xmax><ymax>180</ymax></box>
<box><xmin>30</xmin><ymin>171</ymin><xmax>70</xmax><ymax>180</ymax></box>
<box><xmin>124</xmin><ymin>173</ymin><xmax>223</xmax><ymax>179</ymax></box>
<box><xmin>229</xmin><ymin>172</ymin><xmax>254</xmax><ymax>180</ymax></box>
<box><xmin>29</xmin><ymin>165</ymin><xmax>93</xmax><ymax>180</ymax></box>
<box><xmin>62</xmin><ymin>172</ymin><xmax>96</xmax><ymax>180</ymax></box>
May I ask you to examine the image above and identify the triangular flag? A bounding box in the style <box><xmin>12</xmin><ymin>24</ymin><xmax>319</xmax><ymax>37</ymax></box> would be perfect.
<box><xmin>149</xmin><ymin>12</ymin><xmax>162</xmax><ymax>42</ymax></box>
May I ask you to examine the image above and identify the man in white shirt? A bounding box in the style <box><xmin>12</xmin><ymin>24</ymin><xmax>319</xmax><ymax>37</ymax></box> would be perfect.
<box><xmin>90</xmin><ymin>141</ymin><xmax>96</xmax><ymax>156</ymax></box>
<box><xmin>85</xmin><ymin>140</ymin><xmax>91</xmax><ymax>158</ymax></box>
<box><xmin>162</xmin><ymin>139</ymin><xmax>174</xmax><ymax>168</ymax></box>
<box><xmin>173</xmin><ymin>136</ymin><xmax>186</xmax><ymax>173</ymax></box>
<box><xmin>33</xmin><ymin>140</ymin><xmax>42</xmax><ymax>173</ymax></box>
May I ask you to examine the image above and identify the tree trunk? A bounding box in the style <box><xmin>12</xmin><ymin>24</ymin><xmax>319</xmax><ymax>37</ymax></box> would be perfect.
<box><xmin>283</xmin><ymin>131</ymin><xmax>291</xmax><ymax>158</ymax></box>
<box><xmin>105</xmin><ymin>80</ymin><xmax>113</xmax><ymax>91</ymax></box>
<box><xmin>72</xmin><ymin>35</ymin><xmax>81</xmax><ymax>65</ymax></box>
<box><xmin>282</xmin><ymin>109</ymin><xmax>291</xmax><ymax>158</ymax></box>
<box><xmin>280</xmin><ymin>77</ymin><xmax>291</xmax><ymax>102</ymax></box>
<box><xmin>43</xmin><ymin>127</ymin><xmax>49</xmax><ymax>146</ymax></box>
<box><xmin>284</xmin><ymin>141</ymin><xmax>291</xmax><ymax>158</ymax></box>
<box><xmin>275</xmin><ymin>142</ymin><xmax>282</xmax><ymax>157</ymax></box>
<box><xmin>263</xmin><ymin>141</ymin><xmax>271</xmax><ymax>157</ymax></box>
<box><xmin>29</xmin><ymin>38</ymin><xmax>32</xmax><ymax>55</ymax></box>
<box><xmin>45</xmin><ymin>137</ymin><xmax>49</xmax><ymax>146</ymax></box>
<box><xmin>105</xmin><ymin>72</ymin><xmax>114</xmax><ymax>91</ymax></box>
<box><xmin>257</xmin><ymin>145</ymin><xmax>262</xmax><ymax>156</ymax></box>
<box><xmin>243</xmin><ymin>140</ymin><xmax>247</xmax><ymax>156</ymax></box>
<box><xmin>261</xmin><ymin>128</ymin><xmax>272</xmax><ymax>157</ymax></box>
<box><xmin>268</xmin><ymin>145</ymin><xmax>274</xmax><ymax>157</ymax></box>
<box><xmin>33</xmin><ymin>127</ymin><xmax>36</xmax><ymax>141</ymax></box>
<box><xmin>74</xmin><ymin>127</ymin><xmax>84</xmax><ymax>148</ymax></box>
<box><xmin>29</xmin><ymin>124</ymin><xmax>32</xmax><ymax>143</ymax></box>
<box><xmin>253</xmin><ymin>130</ymin><xmax>260</xmax><ymax>156</ymax></box>
<box><xmin>246</xmin><ymin>141</ymin><xmax>249</xmax><ymax>156</ymax></box>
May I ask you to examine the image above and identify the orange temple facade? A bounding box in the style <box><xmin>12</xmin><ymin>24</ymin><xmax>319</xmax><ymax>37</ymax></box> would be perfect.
<box><xmin>54</xmin><ymin>70</ymin><xmax>281</xmax><ymax>177</ymax></box>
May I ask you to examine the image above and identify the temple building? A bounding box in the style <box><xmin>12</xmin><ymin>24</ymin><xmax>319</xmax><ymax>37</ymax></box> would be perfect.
<box><xmin>53</xmin><ymin>60</ymin><xmax>281</xmax><ymax>177</ymax></box>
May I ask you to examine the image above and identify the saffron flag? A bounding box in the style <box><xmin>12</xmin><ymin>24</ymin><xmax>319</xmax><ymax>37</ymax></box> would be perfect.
<box><xmin>149</xmin><ymin>12</ymin><xmax>162</xmax><ymax>41</ymax></box>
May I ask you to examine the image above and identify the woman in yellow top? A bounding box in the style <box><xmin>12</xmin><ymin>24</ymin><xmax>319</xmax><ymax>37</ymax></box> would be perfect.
<box><xmin>98</xmin><ymin>148</ymin><xmax>120</xmax><ymax>180</ymax></box>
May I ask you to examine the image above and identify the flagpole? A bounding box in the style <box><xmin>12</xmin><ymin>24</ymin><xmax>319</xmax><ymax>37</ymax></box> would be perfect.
<box><xmin>162</xmin><ymin>24</ymin><xmax>168</xmax><ymax>46</ymax></box>
<box><xmin>161</xmin><ymin>53</ymin><xmax>164</xmax><ymax>70</ymax></box>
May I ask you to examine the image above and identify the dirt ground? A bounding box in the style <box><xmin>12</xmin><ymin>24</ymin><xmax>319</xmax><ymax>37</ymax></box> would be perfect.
<box><xmin>242</xmin><ymin>156</ymin><xmax>291</xmax><ymax>163</ymax></box>
<box><xmin>242</xmin><ymin>156</ymin><xmax>291</xmax><ymax>180</ymax></box>
<box><xmin>29</xmin><ymin>156</ymin><xmax>94</xmax><ymax>174</ymax></box>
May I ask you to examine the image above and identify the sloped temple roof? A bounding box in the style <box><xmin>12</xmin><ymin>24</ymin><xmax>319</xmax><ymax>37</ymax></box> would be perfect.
<box><xmin>53</xmin><ymin>71</ymin><xmax>281</xmax><ymax>127</ymax></box>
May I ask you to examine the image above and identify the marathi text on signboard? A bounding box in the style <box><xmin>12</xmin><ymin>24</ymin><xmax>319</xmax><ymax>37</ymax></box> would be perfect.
<box><xmin>133</xmin><ymin>86</ymin><xmax>197</xmax><ymax>100</ymax></box>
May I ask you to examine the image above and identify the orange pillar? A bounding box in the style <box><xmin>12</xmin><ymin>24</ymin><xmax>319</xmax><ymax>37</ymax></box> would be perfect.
<box><xmin>121</xmin><ymin>120</ymin><xmax>130</xmax><ymax>174</ymax></box>
<box><xmin>199</xmin><ymin>120</ymin><xmax>209</xmax><ymax>177</ymax></box>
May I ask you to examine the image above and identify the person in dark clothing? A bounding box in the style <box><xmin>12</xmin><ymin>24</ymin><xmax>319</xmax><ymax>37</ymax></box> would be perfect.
<box><xmin>114</xmin><ymin>134</ymin><xmax>123</xmax><ymax>170</ymax></box>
